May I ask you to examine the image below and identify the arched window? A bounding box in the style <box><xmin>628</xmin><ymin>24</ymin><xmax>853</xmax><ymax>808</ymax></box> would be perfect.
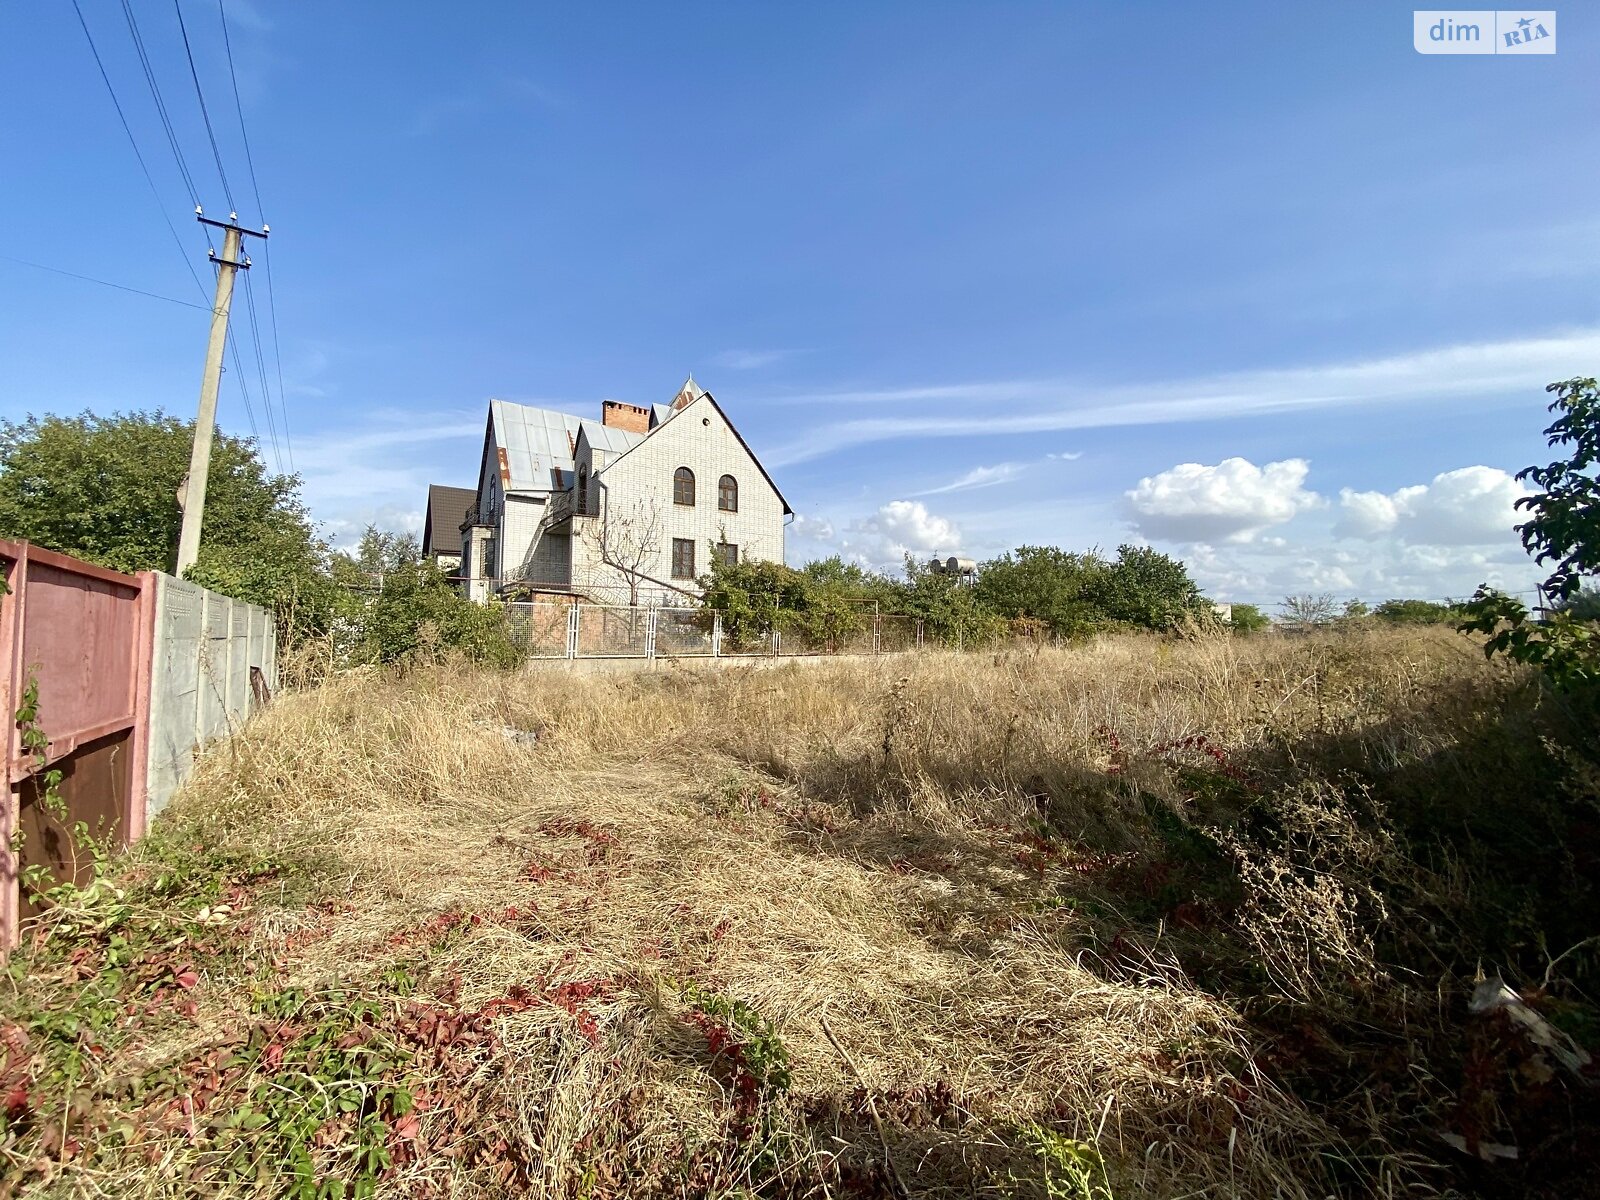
<box><xmin>673</xmin><ymin>466</ymin><xmax>696</xmax><ymax>506</ymax></box>
<box><xmin>718</xmin><ymin>474</ymin><xmax>738</xmax><ymax>512</ymax></box>
<box><xmin>576</xmin><ymin>465</ymin><xmax>588</xmax><ymax>514</ymax></box>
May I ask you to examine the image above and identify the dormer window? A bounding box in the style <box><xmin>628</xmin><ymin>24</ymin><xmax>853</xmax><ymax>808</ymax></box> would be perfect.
<box><xmin>718</xmin><ymin>474</ymin><xmax>738</xmax><ymax>512</ymax></box>
<box><xmin>673</xmin><ymin>467</ymin><xmax>696</xmax><ymax>506</ymax></box>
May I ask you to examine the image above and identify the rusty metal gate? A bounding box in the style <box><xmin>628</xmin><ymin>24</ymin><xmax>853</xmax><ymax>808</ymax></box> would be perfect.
<box><xmin>0</xmin><ymin>541</ymin><xmax>152</xmax><ymax>946</ymax></box>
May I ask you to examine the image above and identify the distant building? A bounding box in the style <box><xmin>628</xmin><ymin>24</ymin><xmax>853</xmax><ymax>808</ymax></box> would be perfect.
<box><xmin>420</xmin><ymin>485</ymin><xmax>475</xmax><ymax>575</ymax></box>
<box><xmin>428</xmin><ymin>378</ymin><xmax>791</xmax><ymax>605</ymax></box>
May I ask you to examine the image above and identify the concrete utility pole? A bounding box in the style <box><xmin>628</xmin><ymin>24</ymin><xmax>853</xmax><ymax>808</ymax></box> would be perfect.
<box><xmin>175</xmin><ymin>211</ymin><xmax>268</xmax><ymax>576</ymax></box>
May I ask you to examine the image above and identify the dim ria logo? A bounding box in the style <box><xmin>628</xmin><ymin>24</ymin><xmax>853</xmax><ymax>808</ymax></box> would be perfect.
<box><xmin>1414</xmin><ymin>10</ymin><xmax>1555</xmax><ymax>53</ymax></box>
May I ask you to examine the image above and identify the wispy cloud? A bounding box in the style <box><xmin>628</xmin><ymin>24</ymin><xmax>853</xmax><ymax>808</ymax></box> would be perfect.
<box><xmin>408</xmin><ymin>76</ymin><xmax>562</xmax><ymax>137</ymax></box>
<box><xmin>291</xmin><ymin>414</ymin><xmax>482</xmax><ymax>544</ymax></box>
<box><xmin>913</xmin><ymin>461</ymin><xmax>1027</xmax><ymax>496</ymax></box>
<box><xmin>763</xmin><ymin>328</ymin><xmax>1600</xmax><ymax>466</ymax></box>
<box><xmin>711</xmin><ymin>348</ymin><xmax>801</xmax><ymax>371</ymax></box>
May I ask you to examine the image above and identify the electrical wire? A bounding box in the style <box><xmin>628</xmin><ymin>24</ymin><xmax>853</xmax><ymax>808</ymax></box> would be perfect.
<box><xmin>219</xmin><ymin>0</ymin><xmax>293</xmax><ymax>470</ymax></box>
<box><xmin>0</xmin><ymin>252</ymin><xmax>210</xmax><ymax>310</ymax></box>
<box><xmin>172</xmin><ymin>0</ymin><xmax>235</xmax><ymax>212</ymax></box>
<box><xmin>117</xmin><ymin>0</ymin><xmax>201</xmax><ymax>211</ymax></box>
<box><xmin>225</xmin><ymin>327</ymin><xmax>261</xmax><ymax>443</ymax></box>
<box><xmin>239</xmin><ymin>270</ymin><xmax>283</xmax><ymax>471</ymax></box>
<box><xmin>69</xmin><ymin>0</ymin><xmax>209</xmax><ymax>302</ymax></box>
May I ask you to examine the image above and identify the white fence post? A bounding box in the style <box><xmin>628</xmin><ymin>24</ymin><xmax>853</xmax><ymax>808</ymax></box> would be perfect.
<box><xmin>712</xmin><ymin>612</ymin><xmax>723</xmax><ymax>657</ymax></box>
<box><xmin>566</xmin><ymin>603</ymin><xmax>580</xmax><ymax>659</ymax></box>
<box><xmin>646</xmin><ymin>607</ymin><xmax>658</xmax><ymax>660</ymax></box>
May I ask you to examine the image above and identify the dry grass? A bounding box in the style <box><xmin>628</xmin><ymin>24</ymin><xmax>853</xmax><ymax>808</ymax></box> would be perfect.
<box><xmin>5</xmin><ymin>626</ymin><xmax>1597</xmax><ymax>1199</ymax></box>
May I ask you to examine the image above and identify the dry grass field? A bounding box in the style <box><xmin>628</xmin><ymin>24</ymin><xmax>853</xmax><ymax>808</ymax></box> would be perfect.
<box><xmin>4</xmin><ymin>627</ymin><xmax>1598</xmax><ymax>1199</ymax></box>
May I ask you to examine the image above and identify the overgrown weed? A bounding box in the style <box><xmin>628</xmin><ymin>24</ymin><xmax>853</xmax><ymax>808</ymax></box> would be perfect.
<box><xmin>3</xmin><ymin>626</ymin><xmax>1597</xmax><ymax>1197</ymax></box>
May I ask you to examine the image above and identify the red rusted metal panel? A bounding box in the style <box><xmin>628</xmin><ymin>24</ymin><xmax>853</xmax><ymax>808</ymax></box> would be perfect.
<box><xmin>0</xmin><ymin>540</ymin><xmax>151</xmax><ymax>950</ymax></box>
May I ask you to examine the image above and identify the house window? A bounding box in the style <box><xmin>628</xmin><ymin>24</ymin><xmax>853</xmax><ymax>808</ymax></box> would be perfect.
<box><xmin>718</xmin><ymin>474</ymin><xmax>738</xmax><ymax>512</ymax></box>
<box><xmin>717</xmin><ymin>542</ymin><xmax>738</xmax><ymax>567</ymax></box>
<box><xmin>671</xmin><ymin>537</ymin><xmax>695</xmax><ymax>579</ymax></box>
<box><xmin>576</xmin><ymin>465</ymin><xmax>588</xmax><ymax>514</ymax></box>
<box><xmin>673</xmin><ymin>467</ymin><xmax>696</xmax><ymax>506</ymax></box>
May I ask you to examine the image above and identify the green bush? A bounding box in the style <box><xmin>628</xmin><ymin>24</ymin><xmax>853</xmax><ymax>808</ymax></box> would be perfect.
<box><xmin>358</xmin><ymin>556</ymin><xmax>519</xmax><ymax>667</ymax></box>
<box><xmin>1228</xmin><ymin>603</ymin><xmax>1272</xmax><ymax>633</ymax></box>
<box><xmin>1373</xmin><ymin>598</ymin><xmax>1464</xmax><ymax>624</ymax></box>
<box><xmin>974</xmin><ymin>544</ymin><xmax>1207</xmax><ymax>638</ymax></box>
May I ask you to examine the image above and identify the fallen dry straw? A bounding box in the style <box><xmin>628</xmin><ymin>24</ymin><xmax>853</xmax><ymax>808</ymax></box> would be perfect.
<box><xmin>6</xmin><ymin>626</ymin><xmax>1592</xmax><ymax>1198</ymax></box>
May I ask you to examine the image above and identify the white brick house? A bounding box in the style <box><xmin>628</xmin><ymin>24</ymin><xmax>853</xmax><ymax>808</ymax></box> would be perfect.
<box><xmin>440</xmin><ymin>379</ymin><xmax>791</xmax><ymax>605</ymax></box>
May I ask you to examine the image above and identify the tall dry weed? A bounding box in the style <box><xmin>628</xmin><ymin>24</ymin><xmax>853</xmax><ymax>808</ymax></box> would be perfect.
<box><xmin>6</xmin><ymin>626</ymin><xmax>1596</xmax><ymax>1199</ymax></box>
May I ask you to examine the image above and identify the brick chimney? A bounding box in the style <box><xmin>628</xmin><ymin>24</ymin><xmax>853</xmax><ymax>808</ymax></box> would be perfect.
<box><xmin>601</xmin><ymin>400</ymin><xmax>650</xmax><ymax>434</ymax></box>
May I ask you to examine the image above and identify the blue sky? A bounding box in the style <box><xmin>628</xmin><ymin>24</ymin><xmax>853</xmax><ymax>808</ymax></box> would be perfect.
<box><xmin>2</xmin><ymin>2</ymin><xmax>1596</xmax><ymax>605</ymax></box>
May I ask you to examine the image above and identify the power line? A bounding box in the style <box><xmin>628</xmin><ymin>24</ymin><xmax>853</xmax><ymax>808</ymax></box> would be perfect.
<box><xmin>219</xmin><ymin>0</ymin><xmax>293</xmax><ymax>470</ymax></box>
<box><xmin>69</xmin><ymin>0</ymin><xmax>208</xmax><ymax>302</ymax></box>
<box><xmin>259</xmin><ymin>244</ymin><xmax>293</xmax><ymax>470</ymax></box>
<box><xmin>171</xmin><ymin>0</ymin><xmax>235</xmax><ymax>211</ymax></box>
<box><xmin>239</xmin><ymin>269</ymin><xmax>283</xmax><ymax>471</ymax></box>
<box><xmin>0</xmin><ymin>252</ymin><xmax>210</xmax><ymax>310</ymax></box>
<box><xmin>117</xmin><ymin>0</ymin><xmax>202</xmax><ymax>211</ymax></box>
<box><xmin>225</xmin><ymin>327</ymin><xmax>261</xmax><ymax>442</ymax></box>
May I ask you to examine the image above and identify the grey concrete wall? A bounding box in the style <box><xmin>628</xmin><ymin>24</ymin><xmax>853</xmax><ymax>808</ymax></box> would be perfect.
<box><xmin>146</xmin><ymin>573</ymin><xmax>277</xmax><ymax>820</ymax></box>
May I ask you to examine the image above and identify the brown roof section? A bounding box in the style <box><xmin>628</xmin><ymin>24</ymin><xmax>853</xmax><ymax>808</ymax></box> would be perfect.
<box><xmin>422</xmin><ymin>485</ymin><xmax>476</xmax><ymax>558</ymax></box>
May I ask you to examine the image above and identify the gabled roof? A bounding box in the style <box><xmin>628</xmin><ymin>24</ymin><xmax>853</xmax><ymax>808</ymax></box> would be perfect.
<box><xmin>472</xmin><ymin>381</ymin><xmax>789</xmax><ymax>514</ymax></box>
<box><xmin>576</xmin><ymin>418</ymin><xmax>646</xmax><ymax>457</ymax></box>
<box><xmin>422</xmin><ymin>485</ymin><xmax>475</xmax><ymax>557</ymax></box>
<box><xmin>485</xmin><ymin>399</ymin><xmax>583</xmax><ymax>492</ymax></box>
<box><xmin>594</xmin><ymin>384</ymin><xmax>793</xmax><ymax>516</ymax></box>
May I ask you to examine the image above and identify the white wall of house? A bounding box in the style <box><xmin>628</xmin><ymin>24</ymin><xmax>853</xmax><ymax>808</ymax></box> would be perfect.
<box><xmin>574</xmin><ymin>394</ymin><xmax>784</xmax><ymax>601</ymax></box>
<box><xmin>503</xmin><ymin>494</ymin><xmax>571</xmax><ymax>587</ymax></box>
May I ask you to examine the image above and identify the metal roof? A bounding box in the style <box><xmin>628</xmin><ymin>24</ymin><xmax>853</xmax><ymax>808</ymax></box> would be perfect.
<box><xmin>578</xmin><ymin>419</ymin><xmax>646</xmax><ymax>457</ymax></box>
<box><xmin>489</xmin><ymin>399</ymin><xmax>583</xmax><ymax>492</ymax></box>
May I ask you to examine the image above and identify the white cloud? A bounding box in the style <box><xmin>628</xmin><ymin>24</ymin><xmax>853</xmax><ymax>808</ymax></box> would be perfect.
<box><xmin>818</xmin><ymin>500</ymin><xmax>962</xmax><ymax>571</ymax></box>
<box><xmin>1046</xmin><ymin>450</ymin><xmax>1083</xmax><ymax>461</ymax></box>
<box><xmin>1125</xmin><ymin>457</ymin><xmax>1324</xmax><ymax>544</ymax></box>
<box><xmin>913</xmin><ymin>461</ymin><xmax>1026</xmax><ymax>496</ymax></box>
<box><xmin>287</xmin><ymin>411</ymin><xmax>483</xmax><ymax>549</ymax></box>
<box><xmin>1336</xmin><ymin>466</ymin><xmax>1529</xmax><ymax>545</ymax></box>
<box><xmin>763</xmin><ymin>327</ymin><xmax>1600</xmax><ymax>465</ymax></box>
<box><xmin>320</xmin><ymin>504</ymin><xmax>424</xmax><ymax>552</ymax></box>
<box><xmin>861</xmin><ymin>500</ymin><xmax>960</xmax><ymax>553</ymax></box>
<box><xmin>789</xmin><ymin>513</ymin><xmax>835</xmax><ymax>541</ymax></box>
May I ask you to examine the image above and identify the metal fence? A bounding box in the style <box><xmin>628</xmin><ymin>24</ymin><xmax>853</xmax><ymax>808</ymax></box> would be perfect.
<box><xmin>0</xmin><ymin>543</ymin><xmax>275</xmax><ymax>949</ymax></box>
<box><xmin>503</xmin><ymin>602</ymin><xmax>927</xmax><ymax>661</ymax></box>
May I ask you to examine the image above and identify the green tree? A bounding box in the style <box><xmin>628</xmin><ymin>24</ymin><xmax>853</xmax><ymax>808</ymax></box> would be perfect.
<box><xmin>899</xmin><ymin>556</ymin><xmax>1006</xmax><ymax>647</ymax></box>
<box><xmin>1098</xmin><ymin>544</ymin><xmax>1208</xmax><ymax>628</ymax></box>
<box><xmin>797</xmin><ymin>555</ymin><xmax>903</xmax><ymax>606</ymax></box>
<box><xmin>359</xmin><ymin>557</ymin><xmax>519</xmax><ymax>666</ymax></box>
<box><xmin>1557</xmin><ymin>586</ymin><xmax>1600</xmax><ymax>621</ymax></box>
<box><xmin>973</xmin><ymin>546</ymin><xmax>1110</xmax><ymax>637</ymax></box>
<box><xmin>1373</xmin><ymin>598</ymin><xmax>1463</xmax><ymax>624</ymax></box>
<box><xmin>1461</xmin><ymin>379</ymin><xmax>1600</xmax><ymax>688</ymax></box>
<box><xmin>0</xmin><ymin>410</ymin><xmax>335</xmax><ymax>633</ymax></box>
<box><xmin>698</xmin><ymin>556</ymin><xmax>813</xmax><ymax>650</ymax></box>
<box><xmin>974</xmin><ymin>544</ymin><xmax>1205</xmax><ymax>637</ymax></box>
<box><xmin>1227</xmin><ymin>603</ymin><xmax>1272</xmax><ymax>633</ymax></box>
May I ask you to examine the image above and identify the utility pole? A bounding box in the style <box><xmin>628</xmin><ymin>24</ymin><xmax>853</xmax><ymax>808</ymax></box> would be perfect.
<box><xmin>175</xmin><ymin>210</ymin><xmax>268</xmax><ymax>576</ymax></box>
